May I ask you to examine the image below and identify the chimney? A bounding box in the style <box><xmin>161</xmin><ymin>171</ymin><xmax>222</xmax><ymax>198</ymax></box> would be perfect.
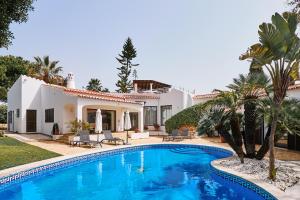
<box><xmin>66</xmin><ymin>72</ymin><xmax>75</xmax><ymax>89</ymax></box>
<box><xmin>150</xmin><ymin>82</ymin><xmax>153</xmax><ymax>92</ymax></box>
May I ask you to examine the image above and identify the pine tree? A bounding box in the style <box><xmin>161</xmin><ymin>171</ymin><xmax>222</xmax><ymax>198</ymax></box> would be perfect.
<box><xmin>115</xmin><ymin>37</ymin><xmax>139</xmax><ymax>93</ymax></box>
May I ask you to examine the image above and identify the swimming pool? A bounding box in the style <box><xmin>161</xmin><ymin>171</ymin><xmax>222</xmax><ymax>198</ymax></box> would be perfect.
<box><xmin>0</xmin><ymin>144</ymin><xmax>276</xmax><ymax>200</ymax></box>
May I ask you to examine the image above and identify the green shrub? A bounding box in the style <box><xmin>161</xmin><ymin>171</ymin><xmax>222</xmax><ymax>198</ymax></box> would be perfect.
<box><xmin>165</xmin><ymin>103</ymin><xmax>205</xmax><ymax>133</ymax></box>
<box><xmin>0</xmin><ymin>104</ymin><xmax>7</xmax><ymax>124</ymax></box>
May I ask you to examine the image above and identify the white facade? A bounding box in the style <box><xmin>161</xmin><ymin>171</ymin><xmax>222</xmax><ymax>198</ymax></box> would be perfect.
<box><xmin>124</xmin><ymin>88</ymin><xmax>193</xmax><ymax>131</ymax></box>
<box><xmin>7</xmin><ymin>76</ymin><xmax>144</xmax><ymax>135</ymax></box>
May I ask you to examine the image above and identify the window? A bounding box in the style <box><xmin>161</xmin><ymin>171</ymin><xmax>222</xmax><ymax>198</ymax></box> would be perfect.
<box><xmin>45</xmin><ymin>108</ymin><xmax>54</xmax><ymax>123</ymax></box>
<box><xmin>144</xmin><ymin>106</ymin><xmax>157</xmax><ymax>125</ymax></box>
<box><xmin>130</xmin><ymin>112</ymin><xmax>139</xmax><ymax>129</ymax></box>
<box><xmin>16</xmin><ymin>109</ymin><xmax>20</xmax><ymax>118</ymax></box>
<box><xmin>87</xmin><ymin>109</ymin><xmax>96</xmax><ymax>123</ymax></box>
<box><xmin>161</xmin><ymin>105</ymin><xmax>172</xmax><ymax>125</ymax></box>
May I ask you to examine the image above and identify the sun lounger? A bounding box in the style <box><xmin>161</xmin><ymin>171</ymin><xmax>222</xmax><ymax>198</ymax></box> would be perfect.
<box><xmin>77</xmin><ymin>131</ymin><xmax>101</xmax><ymax>148</ymax></box>
<box><xmin>100</xmin><ymin>130</ymin><xmax>125</xmax><ymax>145</ymax></box>
<box><xmin>163</xmin><ymin>129</ymin><xmax>182</xmax><ymax>141</ymax></box>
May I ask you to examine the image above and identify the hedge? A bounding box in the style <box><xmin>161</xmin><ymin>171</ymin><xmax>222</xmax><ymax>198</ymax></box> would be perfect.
<box><xmin>0</xmin><ymin>104</ymin><xmax>7</xmax><ymax>124</ymax></box>
<box><xmin>165</xmin><ymin>103</ymin><xmax>205</xmax><ymax>133</ymax></box>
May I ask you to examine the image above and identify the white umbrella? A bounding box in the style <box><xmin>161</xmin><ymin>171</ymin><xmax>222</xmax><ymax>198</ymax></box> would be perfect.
<box><xmin>124</xmin><ymin>110</ymin><xmax>131</xmax><ymax>144</ymax></box>
<box><xmin>95</xmin><ymin>109</ymin><xmax>102</xmax><ymax>133</ymax></box>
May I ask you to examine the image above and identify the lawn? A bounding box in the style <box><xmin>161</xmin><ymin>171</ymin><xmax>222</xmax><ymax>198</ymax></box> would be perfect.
<box><xmin>0</xmin><ymin>137</ymin><xmax>61</xmax><ymax>170</ymax></box>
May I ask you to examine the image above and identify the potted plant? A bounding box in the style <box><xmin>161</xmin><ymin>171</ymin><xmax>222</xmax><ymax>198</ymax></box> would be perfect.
<box><xmin>154</xmin><ymin>123</ymin><xmax>160</xmax><ymax>131</ymax></box>
<box><xmin>134</xmin><ymin>128</ymin><xmax>140</xmax><ymax>133</ymax></box>
<box><xmin>144</xmin><ymin>125</ymin><xmax>149</xmax><ymax>131</ymax></box>
<box><xmin>220</xmin><ymin>135</ymin><xmax>226</xmax><ymax>143</ymax></box>
<box><xmin>52</xmin><ymin>123</ymin><xmax>62</xmax><ymax>140</ymax></box>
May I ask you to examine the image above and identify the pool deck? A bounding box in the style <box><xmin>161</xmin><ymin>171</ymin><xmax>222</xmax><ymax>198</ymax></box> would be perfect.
<box><xmin>2</xmin><ymin>133</ymin><xmax>300</xmax><ymax>200</ymax></box>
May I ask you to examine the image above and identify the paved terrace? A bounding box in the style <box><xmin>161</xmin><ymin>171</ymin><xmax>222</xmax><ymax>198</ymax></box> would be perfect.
<box><xmin>2</xmin><ymin>133</ymin><xmax>300</xmax><ymax>200</ymax></box>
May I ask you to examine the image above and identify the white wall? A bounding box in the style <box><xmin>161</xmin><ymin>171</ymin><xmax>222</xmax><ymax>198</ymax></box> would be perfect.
<box><xmin>159</xmin><ymin>89</ymin><xmax>192</xmax><ymax>125</ymax></box>
<box><xmin>8</xmin><ymin>76</ymin><xmax>78</xmax><ymax>135</ymax></box>
<box><xmin>128</xmin><ymin>88</ymin><xmax>193</xmax><ymax>130</ymax></box>
<box><xmin>40</xmin><ymin>85</ymin><xmax>77</xmax><ymax>135</ymax></box>
<box><xmin>7</xmin><ymin>76</ymin><xmax>22</xmax><ymax>132</ymax></box>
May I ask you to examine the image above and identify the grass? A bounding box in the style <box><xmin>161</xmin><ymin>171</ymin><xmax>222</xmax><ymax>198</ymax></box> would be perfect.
<box><xmin>0</xmin><ymin>137</ymin><xmax>61</xmax><ymax>170</ymax></box>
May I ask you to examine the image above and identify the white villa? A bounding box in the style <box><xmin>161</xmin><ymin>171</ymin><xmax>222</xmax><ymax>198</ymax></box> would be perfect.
<box><xmin>6</xmin><ymin>73</ymin><xmax>300</xmax><ymax>151</ymax></box>
<box><xmin>7</xmin><ymin>74</ymin><xmax>194</xmax><ymax>135</ymax></box>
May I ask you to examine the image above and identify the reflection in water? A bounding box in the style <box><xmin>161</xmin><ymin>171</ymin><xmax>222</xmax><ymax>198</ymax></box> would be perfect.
<box><xmin>137</xmin><ymin>151</ymin><xmax>145</xmax><ymax>173</ymax></box>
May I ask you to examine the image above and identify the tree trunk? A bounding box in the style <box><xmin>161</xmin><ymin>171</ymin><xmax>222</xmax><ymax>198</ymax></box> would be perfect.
<box><xmin>218</xmin><ymin>129</ymin><xmax>240</xmax><ymax>155</ymax></box>
<box><xmin>269</xmin><ymin>104</ymin><xmax>280</xmax><ymax>180</ymax></box>
<box><xmin>230</xmin><ymin>115</ymin><xmax>245</xmax><ymax>163</ymax></box>
<box><xmin>256</xmin><ymin>125</ymin><xmax>282</xmax><ymax>160</ymax></box>
<box><xmin>244</xmin><ymin>100</ymin><xmax>257</xmax><ymax>158</ymax></box>
<box><xmin>256</xmin><ymin>125</ymin><xmax>271</xmax><ymax>160</ymax></box>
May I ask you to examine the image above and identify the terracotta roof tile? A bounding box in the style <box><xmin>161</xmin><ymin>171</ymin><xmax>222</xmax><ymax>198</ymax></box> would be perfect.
<box><xmin>122</xmin><ymin>93</ymin><xmax>160</xmax><ymax>99</ymax></box>
<box><xmin>43</xmin><ymin>84</ymin><xmax>142</xmax><ymax>105</ymax></box>
<box><xmin>193</xmin><ymin>92</ymin><xmax>219</xmax><ymax>99</ymax></box>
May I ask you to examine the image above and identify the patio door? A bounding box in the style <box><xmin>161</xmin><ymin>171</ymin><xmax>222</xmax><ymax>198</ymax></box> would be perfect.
<box><xmin>130</xmin><ymin>112</ymin><xmax>138</xmax><ymax>130</ymax></box>
<box><xmin>102</xmin><ymin>110</ymin><xmax>116</xmax><ymax>131</ymax></box>
<box><xmin>26</xmin><ymin>110</ymin><xmax>37</xmax><ymax>132</ymax></box>
<box><xmin>87</xmin><ymin>109</ymin><xmax>116</xmax><ymax>132</ymax></box>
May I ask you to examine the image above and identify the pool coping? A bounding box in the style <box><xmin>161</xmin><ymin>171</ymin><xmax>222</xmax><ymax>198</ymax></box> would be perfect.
<box><xmin>0</xmin><ymin>143</ymin><xmax>281</xmax><ymax>199</ymax></box>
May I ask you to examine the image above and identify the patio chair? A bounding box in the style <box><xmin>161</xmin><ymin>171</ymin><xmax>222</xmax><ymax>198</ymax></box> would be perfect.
<box><xmin>100</xmin><ymin>130</ymin><xmax>125</xmax><ymax>145</ymax></box>
<box><xmin>163</xmin><ymin>129</ymin><xmax>182</xmax><ymax>141</ymax></box>
<box><xmin>78</xmin><ymin>131</ymin><xmax>101</xmax><ymax>148</ymax></box>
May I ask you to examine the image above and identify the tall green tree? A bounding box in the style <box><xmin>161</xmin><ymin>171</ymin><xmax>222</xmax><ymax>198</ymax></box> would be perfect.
<box><xmin>86</xmin><ymin>78</ymin><xmax>109</xmax><ymax>92</ymax></box>
<box><xmin>33</xmin><ymin>56</ymin><xmax>63</xmax><ymax>84</ymax></box>
<box><xmin>240</xmin><ymin>12</ymin><xmax>300</xmax><ymax>180</ymax></box>
<box><xmin>0</xmin><ymin>0</ymin><xmax>35</xmax><ymax>48</ymax></box>
<box><xmin>0</xmin><ymin>55</ymin><xmax>34</xmax><ymax>101</ymax></box>
<box><xmin>115</xmin><ymin>37</ymin><xmax>139</xmax><ymax>93</ymax></box>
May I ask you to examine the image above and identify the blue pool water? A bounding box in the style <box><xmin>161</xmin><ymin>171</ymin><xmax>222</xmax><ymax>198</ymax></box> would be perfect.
<box><xmin>0</xmin><ymin>145</ymin><xmax>273</xmax><ymax>200</ymax></box>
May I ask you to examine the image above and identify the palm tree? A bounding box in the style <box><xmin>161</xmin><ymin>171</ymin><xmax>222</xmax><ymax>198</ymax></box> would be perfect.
<box><xmin>32</xmin><ymin>56</ymin><xmax>63</xmax><ymax>84</ymax></box>
<box><xmin>206</xmin><ymin>91</ymin><xmax>245</xmax><ymax>163</ymax></box>
<box><xmin>228</xmin><ymin>73</ymin><xmax>271</xmax><ymax>158</ymax></box>
<box><xmin>86</xmin><ymin>78</ymin><xmax>109</xmax><ymax>92</ymax></box>
<box><xmin>240</xmin><ymin>12</ymin><xmax>300</xmax><ymax>180</ymax></box>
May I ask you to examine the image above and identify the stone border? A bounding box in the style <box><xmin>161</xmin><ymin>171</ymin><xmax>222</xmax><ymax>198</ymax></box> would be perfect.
<box><xmin>0</xmin><ymin>144</ymin><xmax>277</xmax><ymax>199</ymax></box>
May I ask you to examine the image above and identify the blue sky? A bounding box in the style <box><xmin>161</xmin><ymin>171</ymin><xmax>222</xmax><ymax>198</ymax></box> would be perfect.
<box><xmin>0</xmin><ymin>0</ymin><xmax>287</xmax><ymax>93</ymax></box>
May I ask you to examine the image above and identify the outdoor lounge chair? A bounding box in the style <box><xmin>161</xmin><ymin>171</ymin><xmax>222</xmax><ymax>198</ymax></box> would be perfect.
<box><xmin>163</xmin><ymin>129</ymin><xmax>182</xmax><ymax>141</ymax></box>
<box><xmin>100</xmin><ymin>130</ymin><xmax>125</xmax><ymax>145</ymax></box>
<box><xmin>78</xmin><ymin>131</ymin><xmax>101</xmax><ymax>148</ymax></box>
